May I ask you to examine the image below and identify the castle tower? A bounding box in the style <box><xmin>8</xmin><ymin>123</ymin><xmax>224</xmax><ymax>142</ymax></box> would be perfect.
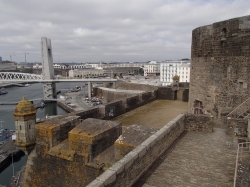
<box><xmin>13</xmin><ymin>97</ymin><xmax>37</xmax><ymax>154</ymax></box>
<box><xmin>189</xmin><ymin>15</ymin><xmax>250</xmax><ymax>124</ymax></box>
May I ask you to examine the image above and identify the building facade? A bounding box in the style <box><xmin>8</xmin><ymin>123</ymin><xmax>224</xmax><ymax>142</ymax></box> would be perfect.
<box><xmin>144</xmin><ymin>61</ymin><xmax>160</xmax><ymax>76</ymax></box>
<box><xmin>177</xmin><ymin>63</ymin><xmax>190</xmax><ymax>83</ymax></box>
<box><xmin>160</xmin><ymin>61</ymin><xmax>182</xmax><ymax>86</ymax></box>
<box><xmin>189</xmin><ymin>15</ymin><xmax>250</xmax><ymax>123</ymax></box>
<box><xmin>68</xmin><ymin>69</ymin><xmax>104</xmax><ymax>78</ymax></box>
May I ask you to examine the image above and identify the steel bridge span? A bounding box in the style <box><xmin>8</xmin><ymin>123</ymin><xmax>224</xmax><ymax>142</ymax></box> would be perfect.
<box><xmin>0</xmin><ymin>72</ymin><xmax>117</xmax><ymax>99</ymax></box>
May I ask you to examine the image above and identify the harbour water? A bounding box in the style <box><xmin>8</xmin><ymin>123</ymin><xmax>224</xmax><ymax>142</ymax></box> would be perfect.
<box><xmin>0</xmin><ymin>82</ymin><xmax>84</xmax><ymax>186</ymax></box>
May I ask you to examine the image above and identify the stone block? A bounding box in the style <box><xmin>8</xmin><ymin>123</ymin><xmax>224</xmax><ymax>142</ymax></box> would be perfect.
<box><xmin>96</xmin><ymin>169</ymin><xmax>116</xmax><ymax>186</ymax></box>
<box><xmin>108</xmin><ymin>161</ymin><xmax>125</xmax><ymax>174</ymax></box>
<box><xmin>86</xmin><ymin>179</ymin><xmax>104</xmax><ymax>187</ymax></box>
<box><xmin>120</xmin><ymin>151</ymin><xmax>138</xmax><ymax>170</ymax></box>
<box><xmin>136</xmin><ymin>144</ymin><xmax>147</xmax><ymax>158</ymax></box>
<box><xmin>155</xmin><ymin>129</ymin><xmax>166</xmax><ymax>142</ymax></box>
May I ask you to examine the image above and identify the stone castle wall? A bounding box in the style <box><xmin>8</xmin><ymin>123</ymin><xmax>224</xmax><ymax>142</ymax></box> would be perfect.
<box><xmin>113</xmin><ymin>80</ymin><xmax>158</xmax><ymax>92</ymax></box>
<box><xmin>87</xmin><ymin>113</ymin><xmax>213</xmax><ymax>187</ymax></box>
<box><xmin>189</xmin><ymin>15</ymin><xmax>250</xmax><ymax>125</ymax></box>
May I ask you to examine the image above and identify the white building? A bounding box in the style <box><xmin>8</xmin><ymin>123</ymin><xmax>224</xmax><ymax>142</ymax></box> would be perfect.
<box><xmin>144</xmin><ymin>61</ymin><xmax>160</xmax><ymax>76</ymax></box>
<box><xmin>177</xmin><ymin>63</ymin><xmax>190</xmax><ymax>83</ymax></box>
<box><xmin>160</xmin><ymin>61</ymin><xmax>181</xmax><ymax>86</ymax></box>
<box><xmin>160</xmin><ymin>61</ymin><xmax>190</xmax><ymax>86</ymax></box>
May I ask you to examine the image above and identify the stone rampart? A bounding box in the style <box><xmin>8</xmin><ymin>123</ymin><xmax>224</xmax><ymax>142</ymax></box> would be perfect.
<box><xmin>87</xmin><ymin>113</ymin><xmax>213</xmax><ymax>187</ymax></box>
<box><xmin>93</xmin><ymin>87</ymin><xmax>138</xmax><ymax>103</ymax></box>
<box><xmin>157</xmin><ymin>86</ymin><xmax>174</xmax><ymax>100</ymax></box>
<box><xmin>140</xmin><ymin>91</ymin><xmax>155</xmax><ymax>105</ymax></box>
<box><xmin>114</xmin><ymin>80</ymin><xmax>158</xmax><ymax>92</ymax></box>
<box><xmin>99</xmin><ymin>100</ymin><xmax>124</xmax><ymax>120</ymax></box>
<box><xmin>57</xmin><ymin>101</ymin><xmax>75</xmax><ymax>112</ymax></box>
<box><xmin>70</xmin><ymin>108</ymin><xmax>99</xmax><ymax>119</ymax></box>
<box><xmin>98</xmin><ymin>91</ymin><xmax>156</xmax><ymax>120</ymax></box>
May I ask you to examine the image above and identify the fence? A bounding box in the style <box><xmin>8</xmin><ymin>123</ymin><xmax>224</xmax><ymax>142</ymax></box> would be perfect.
<box><xmin>234</xmin><ymin>141</ymin><xmax>250</xmax><ymax>187</ymax></box>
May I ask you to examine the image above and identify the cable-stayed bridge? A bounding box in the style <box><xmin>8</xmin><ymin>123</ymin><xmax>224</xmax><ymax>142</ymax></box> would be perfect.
<box><xmin>0</xmin><ymin>72</ymin><xmax>116</xmax><ymax>83</ymax></box>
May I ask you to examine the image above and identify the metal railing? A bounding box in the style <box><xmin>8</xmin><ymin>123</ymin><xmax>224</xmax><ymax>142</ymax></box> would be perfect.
<box><xmin>227</xmin><ymin>97</ymin><xmax>250</xmax><ymax>119</ymax></box>
<box><xmin>234</xmin><ymin>141</ymin><xmax>250</xmax><ymax>187</ymax></box>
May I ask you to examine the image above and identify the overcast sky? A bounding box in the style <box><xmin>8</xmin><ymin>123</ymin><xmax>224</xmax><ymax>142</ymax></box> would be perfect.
<box><xmin>0</xmin><ymin>0</ymin><xmax>249</xmax><ymax>63</ymax></box>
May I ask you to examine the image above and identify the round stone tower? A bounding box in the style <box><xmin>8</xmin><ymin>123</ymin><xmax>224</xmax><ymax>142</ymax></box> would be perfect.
<box><xmin>189</xmin><ymin>15</ymin><xmax>250</xmax><ymax>125</ymax></box>
<box><xmin>13</xmin><ymin>97</ymin><xmax>37</xmax><ymax>153</ymax></box>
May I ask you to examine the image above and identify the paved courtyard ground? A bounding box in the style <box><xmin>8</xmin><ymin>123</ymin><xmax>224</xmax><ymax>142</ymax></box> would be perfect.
<box><xmin>143</xmin><ymin>128</ymin><xmax>238</xmax><ymax>187</ymax></box>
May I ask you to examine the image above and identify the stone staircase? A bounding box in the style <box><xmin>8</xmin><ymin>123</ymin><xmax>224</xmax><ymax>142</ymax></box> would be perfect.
<box><xmin>227</xmin><ymin>97</ymin><xmax>250</xmax><ymax>119</ymax></box>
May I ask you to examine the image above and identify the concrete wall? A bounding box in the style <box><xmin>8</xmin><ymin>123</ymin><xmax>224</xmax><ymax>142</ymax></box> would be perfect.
<box><xmin>189</xmin><ymin>15</ymin><xmax>250</xmax><ymax>124</ymax></box>
<box><xmin>86</xmin><ymin>113</ymin><xmax>213</xmax><ymax>187</ymax></box>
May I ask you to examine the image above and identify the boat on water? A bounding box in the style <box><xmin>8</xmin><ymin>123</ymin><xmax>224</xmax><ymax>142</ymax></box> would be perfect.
<box><xmin>0</xmin><ymin>88</ymin><xmax>8</xmax><ymax>95</ymax></box>
<box><xmin>23</xmin><ymin>83</ymin><xmax>30</xmax><ymax>87</ymax></box>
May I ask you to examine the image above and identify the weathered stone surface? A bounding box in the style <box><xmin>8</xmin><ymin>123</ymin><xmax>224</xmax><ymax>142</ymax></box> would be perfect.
<box><xmin>185</xmin><ymin>114</ymin><xmax>214</xmax><ymax>132</ymax></box>
<box><xmin>189</xmin><ymin>15</ymin><xmax>250</xmax><ymax>126</ymax></box>
<box><xmin>227</xmin><ymin>118</ymin><xmax>248</xmax><ymax>136</ymax></box>
<box><xmin>114</xmin><ymin>125</ymin><xmax>157</xmax><ymax>161</ymax></box>
<box><xmin>69</xmin><ymin>118</ymin><xmax>122</xmax><ymax>160</ymax></box>
<box><xmin>143</xmin><ymin>128</ymin><xmax>238</xmax><ymax>187</ymax></box>
<box><xmin>157</xmin><ymin>86</ymin><xmax>174</xmax><ymax>100</ymax></box>
<box><xmin>87</xmin><ymin>114</ymin><xmax>186</xmax><ymax>187</ymax></box>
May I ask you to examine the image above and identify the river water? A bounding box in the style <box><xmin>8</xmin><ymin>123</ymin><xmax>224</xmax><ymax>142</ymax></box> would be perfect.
<box><xmin>0</xmin><ymin>82</ymin><xmax>84</xmax><ymax>186</ymax></box>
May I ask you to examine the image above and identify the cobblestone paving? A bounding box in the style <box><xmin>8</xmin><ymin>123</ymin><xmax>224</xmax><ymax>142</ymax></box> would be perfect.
<box><xmin>143</xmin><ymin>128</ymin><xmax>238</xmax><ymax>187</ymax></box>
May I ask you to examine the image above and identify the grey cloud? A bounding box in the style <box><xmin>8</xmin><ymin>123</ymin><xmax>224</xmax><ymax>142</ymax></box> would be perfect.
<box><xmin>0</xmin><ymin>0</ymin><xmax>249</xmax><ymax>62</ymax></box>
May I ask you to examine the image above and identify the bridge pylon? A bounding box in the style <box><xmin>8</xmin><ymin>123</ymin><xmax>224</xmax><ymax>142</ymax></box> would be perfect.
<box><xmin>41</xmin><ymin>37</ymin><xmax>56</xmax><ymax>99</ymax></box>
